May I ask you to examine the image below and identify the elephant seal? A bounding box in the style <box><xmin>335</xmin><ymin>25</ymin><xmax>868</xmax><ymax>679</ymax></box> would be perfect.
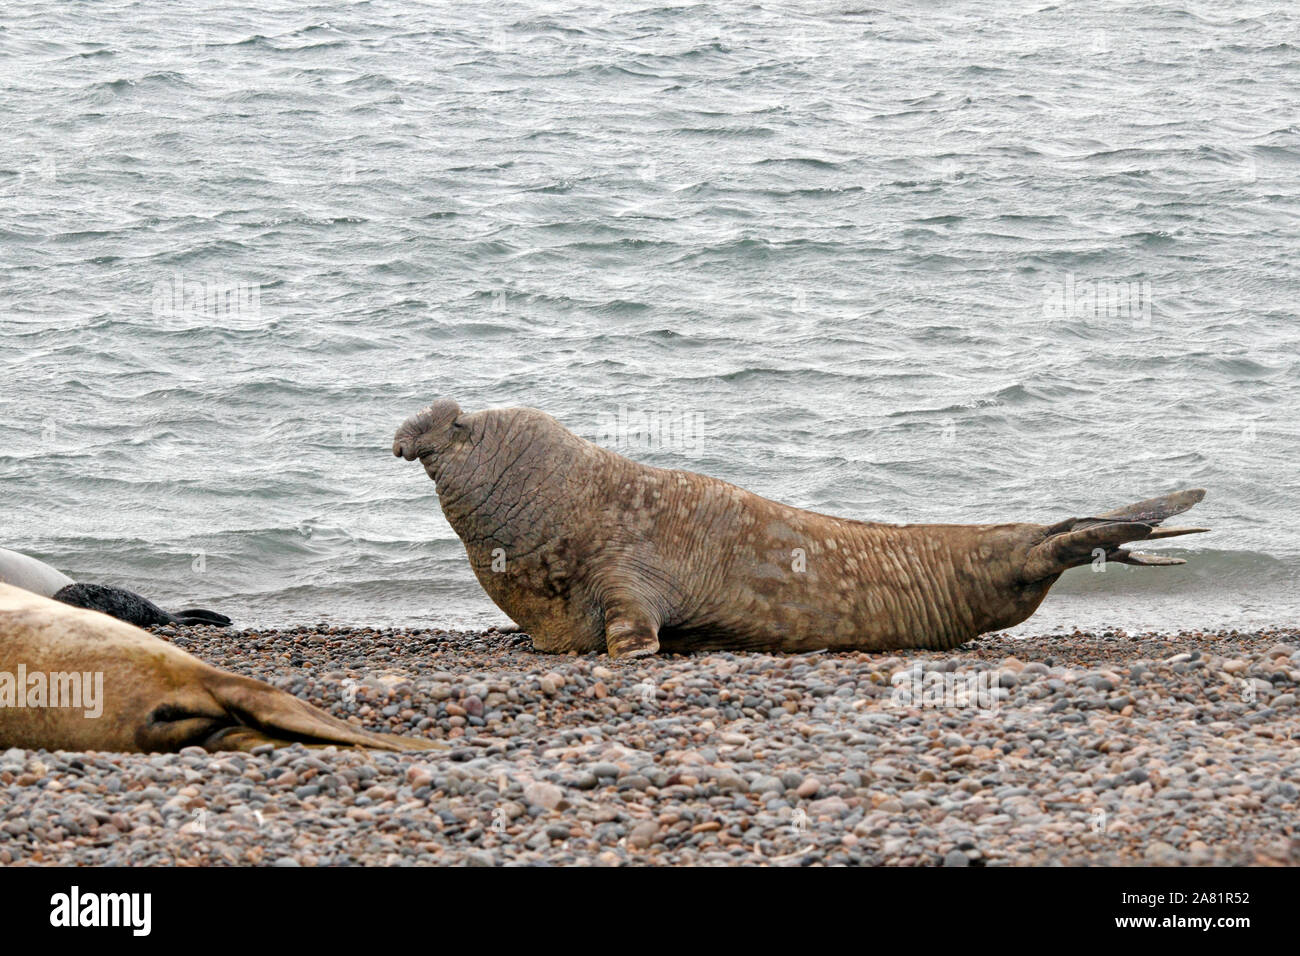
<box><xmin>0</xmin><ymin>548</ymin><xmax>231</xmax><ymax>628</ymax></box>
<box><xmin>0</xmin><ymin>584</ymin><xmax>439</xmax><ymax>753</ymax></box>
<box><xmin>394</xmin><ymin>399</ymin><xmax>1209</xmax><ymax>658</ymax></box>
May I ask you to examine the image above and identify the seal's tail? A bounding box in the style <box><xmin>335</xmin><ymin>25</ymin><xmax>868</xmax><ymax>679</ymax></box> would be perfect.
<box><xmin>1022</xmin><ymin>488</ymin><xmax>1208</xmax><ymax>581</ymax></box>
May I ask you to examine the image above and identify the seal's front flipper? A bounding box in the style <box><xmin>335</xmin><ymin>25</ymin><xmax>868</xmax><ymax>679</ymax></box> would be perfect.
<box><xmin>201</xmin><ymin>726</ymin><xmax>439</xmax><ymax>753</ymax></box>
<box><xmin>603</xmin><ymin>591</ymin><xmax>661</xmax><ymax>659</ymax></box>
<box><xmin>607</xmin><ymin>619</ymin><xmax>660</xmax><ymax>658</ymax></box>
<box><xmin>200</xmin><ymin>673</ymin><xmax>446</xmax><ymax>752</ymax></box>
<box><xmin>202</xmin><ymin>726</ymin><xmax>301</xmax><ymax>751</ymax></box>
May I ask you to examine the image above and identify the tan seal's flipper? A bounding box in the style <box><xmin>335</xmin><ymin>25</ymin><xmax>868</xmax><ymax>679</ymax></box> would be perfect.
<box><xmin>203</xmin><ymin>726</ymin><xmax>441</xmax><ymax>753</ymax></box>
<box><xmin>0</xmin><ymin>584</ymin><xmax>444</xmax><ymax>754</ymax></box>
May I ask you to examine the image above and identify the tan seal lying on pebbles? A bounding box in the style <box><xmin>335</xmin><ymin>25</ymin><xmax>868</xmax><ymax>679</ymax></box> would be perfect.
<box><xmin>0</xmin><ymin>584</ymin><xmax>441</xmax><ymax>753</ymax></box>
<box><xmin>394</xmin><ymin>399</ymin><xmax>1209</xmax><ymax>658</ymax></box>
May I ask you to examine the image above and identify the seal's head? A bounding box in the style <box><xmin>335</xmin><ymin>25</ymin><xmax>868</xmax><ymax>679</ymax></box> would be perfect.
<box><xmin>393</xmin><ymin>398</ymin><xmax>469</xmax><ymax>471</ymax></box>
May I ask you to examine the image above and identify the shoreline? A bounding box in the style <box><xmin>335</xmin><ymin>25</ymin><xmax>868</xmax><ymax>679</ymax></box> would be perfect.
<box><xmin>1</xmin><ymin>624</ymin><xmax>1297</xmax><ymax>866</ymax></box>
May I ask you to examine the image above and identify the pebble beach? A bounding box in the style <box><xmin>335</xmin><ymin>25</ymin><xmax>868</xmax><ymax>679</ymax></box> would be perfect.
<box><xmin>1</xmin><ymin>624</ymin><xmax>1298</xmax><ymax>867</ymax></box>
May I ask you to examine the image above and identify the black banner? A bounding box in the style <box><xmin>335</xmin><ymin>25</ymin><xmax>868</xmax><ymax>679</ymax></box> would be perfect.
<box><xmin>0</xmin><ymin>864</ymin><xmax>1276</xmax><ymax>942</ymax></box>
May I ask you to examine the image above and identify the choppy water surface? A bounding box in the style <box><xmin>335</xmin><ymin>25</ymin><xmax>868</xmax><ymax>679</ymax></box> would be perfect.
<box><xmin>2</xmin><ymin>2</ymin><xmax>1297</xmax><ymax>635</ymax></box>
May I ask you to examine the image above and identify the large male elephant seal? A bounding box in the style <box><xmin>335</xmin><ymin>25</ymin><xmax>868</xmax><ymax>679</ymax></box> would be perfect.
<box><xmin>394</xmin><ymin>399</ymin><xmax>1208</xmax><ymax>658</ymax></box>
<box><xmin>0</xmin><ymin>584</ymin><xmax>438</xmax><ymax>753</ymax></box>
<box><xmin>0</xmin><ymin>547</ymin><xmax>231</xmax><ymax>628</ymax></box>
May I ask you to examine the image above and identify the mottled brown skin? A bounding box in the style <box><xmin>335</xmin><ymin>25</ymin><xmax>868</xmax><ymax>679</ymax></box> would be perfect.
<box><xmin>394</xmin><ymin>400</ymin><xmax>1207</xmax><ymax>658</ymax></box>
<box><xmin>0</xmin><ymin>585</ymin><xmax>441</xmax><ymax>753</ymax></box>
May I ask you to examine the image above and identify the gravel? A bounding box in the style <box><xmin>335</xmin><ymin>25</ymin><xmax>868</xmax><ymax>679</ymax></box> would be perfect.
<box><xmin>1</xmin><ymin>623</ymin><xmax>1297</xmax><ymax>866</ymax></box>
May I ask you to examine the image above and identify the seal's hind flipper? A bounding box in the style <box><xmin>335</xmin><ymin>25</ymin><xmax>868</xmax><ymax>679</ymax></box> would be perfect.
<box><xmin>1022</xmin><ymin>488</ymin><xmax>1209</xmax><ymax>582</ymax></box>
<box><xmin>201</xmin><ymin>673</ymin><xmax>446</xmax><ymax>752</ymax></box>
<box><xmin>1023</xmin><ymin>521</ymin><xmax>1156</xmax><ymax>581</ymax></box>
<box><xmin>1140</xmin><ymin>526</ymin><xmax>1210</xmax><ymax>541</ymax></box>
<box><xmin>174</xmin><ymin>608</ymin><xmax>233</xmax><ymax>627</ymax></box>
<box><xmin>1085</xmin><ymin>488</ymin><xmax>1205</xmax><ymax>526</ymax></box>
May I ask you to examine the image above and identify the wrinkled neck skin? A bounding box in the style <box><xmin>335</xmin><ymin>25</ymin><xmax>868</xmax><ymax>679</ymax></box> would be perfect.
<box><xmin>428</xmin><ymin>409</ymin><xmax>604</xmax><ymax>569</ymax></box>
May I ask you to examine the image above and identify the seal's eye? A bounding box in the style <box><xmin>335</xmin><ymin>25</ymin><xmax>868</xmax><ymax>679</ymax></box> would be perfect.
<box><xmin>148</xmin><ymin>704</ymin><xmax>195</xmax><ymax>724</ymax></box>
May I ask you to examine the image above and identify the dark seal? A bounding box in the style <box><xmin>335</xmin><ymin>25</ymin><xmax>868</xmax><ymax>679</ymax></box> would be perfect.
<box><xmin>52</xmin><ymin>583</ymin><xmax>231</xmax><ymax>628</ymax></box>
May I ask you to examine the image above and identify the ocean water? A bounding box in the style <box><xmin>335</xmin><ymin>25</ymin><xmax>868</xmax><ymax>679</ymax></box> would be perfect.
<box><xmin>1</xmin><ymin>2</ymin><xmax>1297</xmax><ymax>637</ymax></box>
